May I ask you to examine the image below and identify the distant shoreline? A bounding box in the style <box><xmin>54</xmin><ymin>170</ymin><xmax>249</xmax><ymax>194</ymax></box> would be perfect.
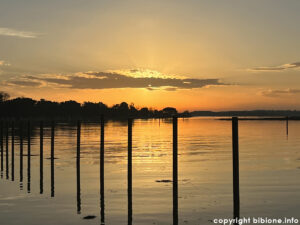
<box><xmin>216</xmin><ymin>116</ymin><xmax>300</xmax><ymax>121</ymax></box>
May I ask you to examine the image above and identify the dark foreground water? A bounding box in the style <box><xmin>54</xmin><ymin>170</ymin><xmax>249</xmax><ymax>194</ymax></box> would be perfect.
<box><xmin>0</xmin><ymin>117</ymin><xmax>299</xmax><ymax>225</ymax></box>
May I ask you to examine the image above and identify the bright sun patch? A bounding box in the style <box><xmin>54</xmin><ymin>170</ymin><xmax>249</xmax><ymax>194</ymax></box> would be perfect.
<box><xmin>108</xmin><ymin>69</ymin><xmax>182</xmax><ymax>79</ymax></box>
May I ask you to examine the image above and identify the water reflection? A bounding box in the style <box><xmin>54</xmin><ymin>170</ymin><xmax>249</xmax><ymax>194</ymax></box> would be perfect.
<box><xmin>0</xmin><ymin>118</ymin><xmax>299</xmax><ymax>225</ymax></box>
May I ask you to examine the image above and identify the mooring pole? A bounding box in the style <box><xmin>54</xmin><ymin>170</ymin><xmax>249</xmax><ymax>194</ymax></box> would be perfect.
<box><xmin>100</xmin><ymin>115</ymin><xmax>105</xmax><ymax>224</ymax></box>
<box><xmin>6</xmin><ymin>121</ymin><xmax>9</xmax><ymax>180</ymax></box>
<box><xmin>40</xmin><ymin>121</ymin><xmax>44</xmax><ymax>194</ymax></box>
<box><xmin>27</xmin><ymin>120</ymin><xmax>31</xmax><ymax>193</ymax></box>
<box><xmin>232</xmin><ymin>117</ymin><xmax>240</xmax><ymax>223</ymax></box>
<box><xmin>76</xmin><ymin>120</ymin><xmax>81</xmax><ymax>213</ymax></box>
<box><xmin>51</xmin><ymin>121</ymin><xmax>55</xmax><ymax>197</ymax></box>
<box><xmin>128</xmin><ymin>118</ymin><xmax>133</xmax><ymax>225</ymax></box>
<box><xmin>286</xmin><ymin>116</ymin><xmax>289</xmax><ymax>136</ymax></box>
<box><xmin>11</xmin><ymin>121</ymin><xmax>14</xmax><ymax>181</ymax></box>
<box><xmin>20</xmin><ymin>121</ymin><xmax>23</xmax><ymax>189</ymax></box>
<box><xmin>0</xmin><ymin>120</ymin><xmax>3</xmax><ymax>176</ymax></box>
<box><xmin>173</xmin><ymin>116</ymin><xmax>178</xmax><ymax>225</ymax></box>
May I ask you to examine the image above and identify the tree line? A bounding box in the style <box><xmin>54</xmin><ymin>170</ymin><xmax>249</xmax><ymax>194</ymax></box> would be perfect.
<box><xmin>0</xmin><ymin>92</ymin><xmax>189</xmax><ymax>120</ymax></box>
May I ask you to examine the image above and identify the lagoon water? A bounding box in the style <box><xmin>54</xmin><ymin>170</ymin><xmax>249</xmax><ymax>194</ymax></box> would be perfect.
<box><xmin>0</xmin><ymin>117</ymin><xmax>299</xmax><ymax>225</ymax></box>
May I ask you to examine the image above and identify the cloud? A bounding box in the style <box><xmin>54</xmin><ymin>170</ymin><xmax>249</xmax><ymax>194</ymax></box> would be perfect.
<box><xmin>250</xmin><ymin>62</ymin><xmax>300</xmax><ymax>72</ymax></box>
<box><xmin>0</xmin><ymin>27</ymin><xmax>38</xmax><ymax>38</ymax></box>
<box><xmin>260</xmin><ymin>88</ymin><xmax>300</xmax><ymax>97</ymax></box>
<box><xmin>8</xmin><ymin>80</ymin><xmax>42</xmax><ymax>87</ymax></box>
<box><xmin>23</xmin><ymin>71</ymin><xmax>225</xmax><ymax>90</ymax></box>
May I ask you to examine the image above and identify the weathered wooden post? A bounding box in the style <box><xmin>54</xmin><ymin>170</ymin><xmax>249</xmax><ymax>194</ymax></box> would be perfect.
<box><xmin>1</xmin><ymin>120</ymin><xmax>3</xmax><ymax>176</ymax></box>
<box><xmin>100</xmin><ymin>115</ymin><xmax>105</xmax><ymax>224</ymax></box>
<box><xmin>27</xmin><ymin>120</ymin><xmax>31</xmax><ymax>193</ymax></box>
<box><xmin>173</xmin><ymin>116</ymin><xmax>178</xmax><ymax>225</ymax></box>
<box><xmin>286</xmin><ymin>116</ymin><xmax>289</xmax><ymax>136</ymax></box>
<box><xmin>6</xmin><ymin>121</ymin><xmax>9</xmax><ymax>179</ymax></box>
<box><xmin>27</xmin><ymin>121</ymin><xmax>31</xmax><ymax>155</ymax></box>
<box><xmin>128</xmin><ymin>118</ymin><xmax>133</xmax><ymax>225</ymax></box>
<box><xmin>76</xmin><ymin>120</ymin><xmax>81</xmax><ymax>213</ymax></box>
<box><xmin>232</xmin><ymin>117</ymin><xmax>240</xmax><ymax>223</ymax></box>
<box><xmin>11</xmin><ymin>121</ymin><xmax>14</xmax><ymax>181</ymax></box>
<box><xmin>19</xmin><ymin>121</ymin><xmax>23</xmax><ymax>189</ymax></box>
<box><xmin>51</xmin><ymin>121</ymin><xmax>55</xmax><ymax>197</ymax></box>
<box><xmin>40</xmin><ymin>121</ymin><xmax>44</xmax><ymax>194</ymax></box>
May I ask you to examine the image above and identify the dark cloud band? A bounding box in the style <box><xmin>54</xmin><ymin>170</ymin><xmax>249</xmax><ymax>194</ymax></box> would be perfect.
<box><xmin>260</xmin><ymin>88</ymin><xmax>300</xmax><ymax>97</ymax></box>
<box><xmin>21</xmin><ymin>72</ymin><xmax>225</xmax><ymax>90</ymax></box>
<box><xmin>251</xmin><ymin>62</ymin><xmax>300</xmax><ymax>72</ymax></box>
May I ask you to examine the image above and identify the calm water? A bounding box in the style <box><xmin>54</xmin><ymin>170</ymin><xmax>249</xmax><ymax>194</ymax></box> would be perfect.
<box><xmin>0</xmin><ymin>117</ymin><xmax>299</xmax><ymax>225</ymax></box>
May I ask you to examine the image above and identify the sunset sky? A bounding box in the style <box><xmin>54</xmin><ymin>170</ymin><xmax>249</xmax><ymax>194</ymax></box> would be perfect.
<box><xmin>1</xmin><ymin>0</ymin><xmax>300</xmax><ymax>111</ymax></box>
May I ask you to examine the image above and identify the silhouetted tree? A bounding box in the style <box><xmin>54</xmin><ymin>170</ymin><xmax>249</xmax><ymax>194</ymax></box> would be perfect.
<box><xmin>0</xmin><ymin>95</ymin><xmax>179</xmax><ymax>119</ymax></box>
<box><xmin>60</xmin><ymin>101</ymin><xmax>81</xmax><ymax>118</ymax></box>
<box><xmin>82</xmin><ymin>102</ymin><xmax>108</xmax><ymax>117</ymax></box>
<box><xmin>162</xmin><ymin>107</ymin><xmax>177</xmax><ymax>117</ymax></box>
<box><xmin>139</xmin><ymin>107</ymin><xmax>150</xmax><ymax>118</ymax></box>
<box><xmin>0</xmin><ymin>91</ymin><xmax>10</xmax><ymax>102</ymax></box>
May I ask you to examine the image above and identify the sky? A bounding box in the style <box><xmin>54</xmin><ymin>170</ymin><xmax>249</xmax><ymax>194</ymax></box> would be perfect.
<box><xmin>0</xmin><ymin>0</ymin><xmax>300</xmax><ymax>111</ymax></box>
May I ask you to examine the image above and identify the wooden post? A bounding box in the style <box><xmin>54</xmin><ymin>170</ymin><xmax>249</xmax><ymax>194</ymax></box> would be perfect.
<box><xmin>100</xmin><ymin>115</ymin><xmax>105</xmax><ymax>224</ymax></box>
<box><xmin>286</xmin><ymin>116</ymin><xmax>289</xmax><ymax>136</ymax></box>
<box><xmin>27</xmin><ymin>120</ymin><xmax>31</xmax><ymax>193</ymax></box>
<box><xmin>1</xmin><ymin>121</ymin><xmax>3</xmax><ymax>176</ymax></box>
<box><xmin>76</xmin><ymin>120</ymin><xmax>81</xmax><ymax>213</ymax></box>
<box><xmin>27</xmin><ymin>121</ymin><xmax>31</xmax><ymax>155</ymax></box>
<box><xmin>128</xmin><ymin>118</ymin><xmax>133</xmax><ymax>225</ymax></box>
<box><xmin>51</xmin><ymin>121</ymin><xmax>55</xmax><ymax>197</ymax></box>
<box><xmin>6</xmin><ymin>121</ymin><xmax>9</xmax><ymax>180</ymax></box>
<box><xmin>232</xmin><ymin>117</ymin><xmax>240</xmax><ymax>222</ymax></box>
<box><xmin>173</xmin><ymin>116</ymin><xmax>178</xmax><ymax>225</ymax></box>
<box><xmin>11</xmin><ymin>121</ymin><xmax>14</xmax><ymax>181</ymax></box>
<box><xmin>40</xmin><ymin>121</ymin><xmax>44</xmax><ymax>194</ymax></box>
<box><xmin>19</xmin><ymin>121</ymin><xmax>23</xmax><ymax>190</ymax></box>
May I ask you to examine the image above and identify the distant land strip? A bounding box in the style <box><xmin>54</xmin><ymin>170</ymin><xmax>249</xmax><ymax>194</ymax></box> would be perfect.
<box><xmin>1</xmin><ymin>92</ymin><xmax>300</xmax><ymax>120</ymax></box>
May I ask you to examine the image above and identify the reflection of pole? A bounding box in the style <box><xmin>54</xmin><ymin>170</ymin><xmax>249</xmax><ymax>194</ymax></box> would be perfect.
<box><xmin>232</xmin><ymin>117</ymin><xmax>240</xmax><ymax>223</ymax></box>
<box><xmin>20</xmin><ymin>121</ymin><xmax>23</xmax><ymax>190</ymax></box>
<box><xmin>173</xmin><ymin>116</ymin><xmax>178</xmax><ymax>225</ymax></box>
<box><xmin>11</xmin><ymin>121</ymin><xmax>14</xmax><ymax>181</ymax></box>
<box><xmin>51</xmin><ymin>121</ymin><xmax>55</xmax><ymax>197</ymax></box>
<box><xmin>27</xmin><ymin>121</ymin><xmax>31</xmax><ymax>193</ymax></box>
<box><xmin>128</xmin><ymin>118</ymin><xmax>133</xmax><ymax>225</ymax></box>
<box><xmin>100</xmin><ymin>115</ymin><xmax>105</xmax><ymax>224</ymax></box>
<box><xmin>40</xmin><ymin>121</ymin><xmax>44</xmax><ymax>194</ymax></box>
<box><xmin>76</xmin><ymin>120</ymin><xmax>81</xmax><ymax>213</ymax></box>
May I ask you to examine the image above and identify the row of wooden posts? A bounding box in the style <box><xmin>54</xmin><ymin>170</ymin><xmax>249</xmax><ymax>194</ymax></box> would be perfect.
<box><xmin>0</xmin><ymin>117</ymin><xmax>241</xmax><ymax>225</ymax></box>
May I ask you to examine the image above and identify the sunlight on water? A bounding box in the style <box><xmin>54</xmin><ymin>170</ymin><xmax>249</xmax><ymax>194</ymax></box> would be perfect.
<box><xmin>0</xmin><ymin>117</ymin><xmax>299</xmax><ymax>225</ymax></box>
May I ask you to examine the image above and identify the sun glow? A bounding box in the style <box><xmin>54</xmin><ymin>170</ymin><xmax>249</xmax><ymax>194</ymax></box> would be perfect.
<box><xmin>109</xmin><ymin>69</ymin><xmax>182</xmax><ymax>79</ymax></box>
